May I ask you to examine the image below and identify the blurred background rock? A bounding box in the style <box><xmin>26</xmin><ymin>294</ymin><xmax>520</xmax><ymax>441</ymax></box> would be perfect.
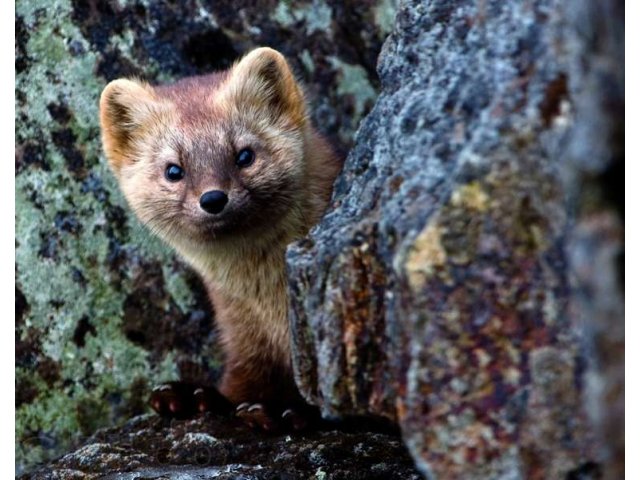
<box><xmin>287</xmin><ymin>0</ymin><xmax>622</xmax><ymax>478</ymax></box>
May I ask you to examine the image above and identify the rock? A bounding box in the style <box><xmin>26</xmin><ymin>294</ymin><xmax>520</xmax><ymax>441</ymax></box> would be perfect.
<box><xmin>17</xmin><ymin>0</ymin><xmax>624</xmax><ymax>477</ymax></box>
<box><xmin>287</xmin><ymin>0</ymin><xmax>621</xmax><ymax>478</ymax></box>
<box><xmin>23</xmin><ymin>414</ymin><xmax>422</xmax><ymax>480</ymax></box>
<box><xmin>563</xmin><ymin>1</ymin><xmax>624</xmax><ymax>478</ymax></box>
<box><xmin>16</xmin><ymin>0</ymin><xmax>395</xmax><ymax>473</ymax></box>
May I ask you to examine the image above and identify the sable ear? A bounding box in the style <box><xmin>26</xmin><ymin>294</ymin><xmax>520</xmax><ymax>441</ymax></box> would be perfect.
<box><xmin>99</xmin><ymin>78</ymin><xmax>158</xmax><ymax>173</ymax></box>
<box><xmin>228</xmin><ymin>47</ymin><xmax>306</xmax><ymax>126</ymax></box>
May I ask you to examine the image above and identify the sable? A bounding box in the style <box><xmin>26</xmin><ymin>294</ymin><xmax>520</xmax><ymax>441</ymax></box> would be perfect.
<box><xmin>100</xmin><ymin>47</ymin><xmax>342</xmax><ymax>429</ymax></box>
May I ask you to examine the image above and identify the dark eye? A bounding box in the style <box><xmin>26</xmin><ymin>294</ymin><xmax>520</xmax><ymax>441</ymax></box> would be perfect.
<box><xmin>165</xmin><ymin>164</ymin><xmax>185</xmax><ymax>182</ymax></box>
<box><xmin>235</xmin><ymin>148</ymin><xmax>255</xmax><ymax>168</ymax></box>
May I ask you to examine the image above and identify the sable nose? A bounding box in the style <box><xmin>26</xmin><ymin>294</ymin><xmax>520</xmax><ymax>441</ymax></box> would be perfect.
<box><xmin>199</xmin><ymin>190</ymin><xmax>228</xmax><ymax>214</ymax></box>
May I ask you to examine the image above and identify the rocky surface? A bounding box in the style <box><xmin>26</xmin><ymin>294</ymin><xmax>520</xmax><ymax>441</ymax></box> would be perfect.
<box><xmin>22</xmin><ymin>414</ymin><xmax>421</xmax><ymax>480</ymax></box>
<box><xmin>16</xmin><ymin>0</ymin><xmax>624</xmax><ymax>477</ymax></box>
<box><xmin>563</xmin><ymin>1</ymin><xmax>624</xmax><ymax>478</ymax></box>
<box><xmin>16</xmin><ymin>0</ymin><xmax>395</xmax><ymax>473</ymax></box>
<box><xmin>288</xmin><ymin>0</ymin><xmax>622</xmax><ymax>478</ymax></box>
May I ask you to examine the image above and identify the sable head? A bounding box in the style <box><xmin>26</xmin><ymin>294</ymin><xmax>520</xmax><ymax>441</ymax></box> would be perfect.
<box><xmin>99</xmin><ymin>47</ymin><xmax>309</xmax><ymax>249</ymax></box>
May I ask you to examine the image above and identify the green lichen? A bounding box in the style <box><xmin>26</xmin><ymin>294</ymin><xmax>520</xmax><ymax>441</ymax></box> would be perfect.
<box><xmin>300</xmin><ymin>50</ymin><xmax>316</xmax><ymax>74</ymax></box>
<box><xmin>374</xmin><ymin>0</ymin><xmax>398</xmax><ymax>35</ymax></box>
<box><xmin>110</xmin><ymin>29</ymin><xmax>137</xmax><ymax>53</ymax></box>
<box><xmin>315</xmin><ymin>467</ymin><xmax>328</xmax><ymax>479</ymax></box>
<box><xmin>163</xmin><ymin>264</ymin><xmax>197</xmax><ymax>314</ymax></box>
<box><xmin>329</xmin><ymin>57</ymin><xmax>377</xmax><ymax>123</ymax></box>
<box><xmin>274</xmin><ymin>2</ymin><xmax>296</xmax><ymax>26</ymax></box>
<box><xmin>274</xmin><ymin>0</ymin><xmax>333</xmax><ymax>35</ymax></box>
<box><xmin>15</xmin><ymin>0</ymin><xmax>198</xmax><ymax>472</ymax></box>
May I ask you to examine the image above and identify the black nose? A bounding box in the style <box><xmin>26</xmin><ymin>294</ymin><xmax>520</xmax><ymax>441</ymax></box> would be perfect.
<box><xmin>199</xmin><ymin>190</ymin><xmax>228</xmax><ymax>214</ymax></box>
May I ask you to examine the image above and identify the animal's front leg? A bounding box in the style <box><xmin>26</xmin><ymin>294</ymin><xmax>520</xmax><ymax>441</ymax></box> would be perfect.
<box><xmin>220</xmin><ymin>359</ymin><xmax>320</xmax><ymax>432</ymax></box>
<box><xmin>235</xmin><ymin>401</ymin><xmax>320</xmax><ymax>432</ymax></box>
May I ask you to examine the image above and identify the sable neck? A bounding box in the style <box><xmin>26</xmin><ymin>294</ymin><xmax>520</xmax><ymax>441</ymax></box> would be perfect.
<box><xmin>173</xmin><ymin>229</ymin><xmax>289</xmax><ymax>297</ymax></box>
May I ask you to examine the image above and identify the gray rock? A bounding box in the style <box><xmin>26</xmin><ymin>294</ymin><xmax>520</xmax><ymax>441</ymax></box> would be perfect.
<box><xmin>23</xmin><ymin>414</ymin><xmax>422</xmax><ymax>480</ymax></box>
<box><xmin>563</xmin><ymin>0</ymin><xmax>624</xmax><ymax>478</ymax></box>
<box><xmin>288</xmin><ymin>0</ymin><xmax>621</xmax><ymax>478</ymax></box>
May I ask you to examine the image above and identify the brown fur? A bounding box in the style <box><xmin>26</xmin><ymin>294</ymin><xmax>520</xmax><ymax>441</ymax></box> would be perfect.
<box><xmin>99</xmin><ymin>48</ymin><xmax>341</xmax><ymax>408</ymax></box>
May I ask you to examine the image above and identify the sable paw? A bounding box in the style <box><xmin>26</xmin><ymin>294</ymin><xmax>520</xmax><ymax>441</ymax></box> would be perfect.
<box><xmin>235</xmin><ymin>403</ymin><xmax>315</xmax><ymax>432</ymax></box>
<box><xmin>281</xmin><ymin>408</ymin><xmax>311</xmax><ymax>431</ymax></box>
<box><xmin>149</xmin><ymin>382</ymin><xmax>232</xmax><ymax>419</ymax></box>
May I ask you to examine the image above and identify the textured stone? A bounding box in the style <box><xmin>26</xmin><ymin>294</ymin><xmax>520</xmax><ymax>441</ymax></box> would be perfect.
<box><xmin>15</xmin><ymin>0</ymin><xmax>396</xmax><ymax>473</ymax></box>
<box><xmin>563</xmin><ymin>1</ymin><xmax>624</xmax><ymax>478</ymax></box>
<box><xmin>287</xmin><ymin>0</ymin><xmax>621</xmax><ymax>478</ymax></box>
<box><xmin>17</xmin><ymin>0</ymin><xmax>624</xmax><ymax>477</ymax></box>
<box><xmin>23</xmin><ymin>414</ymin><xmax>421</xmax><ymax>480</ymax></box>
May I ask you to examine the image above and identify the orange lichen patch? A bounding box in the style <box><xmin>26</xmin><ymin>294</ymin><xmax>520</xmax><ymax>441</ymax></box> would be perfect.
<box><xmin>395</xmin><ymin>396</ymin><xmax>408</xmax><ymax>422</ymax></box>
<box><xmin>337</xmin><ymin>233</ymin><xmax>390</xmax><ymax>415</ymax></box>
<box><xmin>343</xmin><ymin>312</ymin><xmax>363</xmax><ymax>406</ymax></box>
<box><xmin>405</xmin><ymin>220</ymin><xmax>447</xmax><ymax>290</ymax></box>
<box><xmin>451</xmin><ymin>181</ymin><xmax>489</xmax><ymax>212</ymax></box>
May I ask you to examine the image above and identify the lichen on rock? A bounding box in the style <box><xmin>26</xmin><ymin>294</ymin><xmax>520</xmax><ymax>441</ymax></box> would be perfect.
<box><xmin>287</xmin><ymin>0</ymin><xmax>621</xmax><ymax>478</ymax></box>
<box><xmin>17</xmin><ymin>0</ymin><xmax>622</xmax><ymax>477</ymax></box>
<box><xmin>23</xmin><ymin>414</ymin><xmax>422</xmax><ymax>479</ymax></box>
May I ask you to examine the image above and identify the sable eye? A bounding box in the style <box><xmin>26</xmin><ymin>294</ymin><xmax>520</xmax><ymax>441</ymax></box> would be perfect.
<box><xmin>165</xmin><ymin>164</ymin><xmax>185</xmax><ymax>182</ymax></box>
<box><xmin>235</xmin><ymin>148</ymin><xmax>255</xmax><ymax>168</ymax></box>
